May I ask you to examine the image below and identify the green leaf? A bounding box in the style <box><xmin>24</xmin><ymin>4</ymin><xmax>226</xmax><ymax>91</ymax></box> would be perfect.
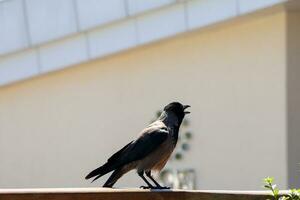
<box><xmin>273</xmin><ymin>188</ymin><xmax>279</xmax><ymax>196</ymax></box>
<box><xmin>264</xmin><ymin>185</ymin><xmax>272</xmax><ymax>189</ymax></box>
<box><xmin>289</xmin><ymin>189</ymin><xmax>300</xmax><ymax>200</ymax></box>
<box><xmin>264</xmin><ymin>177</ymin><xmax>274</xmax><ymax>184</ymax></box>
<box><xmin>279</xmin><ymin>196</ymin><xmax>288</xmax><ymax>200</ymax></box>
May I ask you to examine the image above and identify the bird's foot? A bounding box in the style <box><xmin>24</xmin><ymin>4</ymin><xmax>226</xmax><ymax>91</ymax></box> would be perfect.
<box><xmin>140</xmin><ymin>185</ymin><xmax>170</xmax><ymax>190</ymax></box>
<box><xmin>153</xmin><ymin>186</ymin><xmax>170</xmax><ymax>190</ymax></box>
<box><xmin>140</xmin><ymin>186</ymin><xmax>153</xmax><ymax>189</ymax></box>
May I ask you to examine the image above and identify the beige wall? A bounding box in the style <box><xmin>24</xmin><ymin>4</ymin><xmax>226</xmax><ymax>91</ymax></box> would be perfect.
<box><xmin>0</xmin><ymin>11</ymin><xmax>288</xmax><ymax>189</ymax></box>
<box><xmin>287</xmin><ymin>11</ymin><xmax>300</xmax><ymax>188</ymax></box>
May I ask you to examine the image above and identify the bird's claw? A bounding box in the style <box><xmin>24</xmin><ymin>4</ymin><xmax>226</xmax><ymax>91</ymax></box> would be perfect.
<box><xmin>154</xmin><ymin>186</ymin><xmax>170</xmax><ymax>190</ymax></box>
<box><xmin>140</xmin><ymin>185</ymin><xmax>170</xmax><ymax>190</ymax></box>
<box><xmin>140</xmin><ymin>186</ymin><xmax>152</xmax><ymax>189</ymax></box>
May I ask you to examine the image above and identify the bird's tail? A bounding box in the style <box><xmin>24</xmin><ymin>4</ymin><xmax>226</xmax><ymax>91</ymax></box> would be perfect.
<box><xmin>85</xmin><ymin>162</ymin><xmax>116</xmax><ymax>182</ymax></box>
<box><xmin>103</xmin><ymin>166</ymin><xmax>131</xmax><ymax>188</ymax></box>
<box><xmin>102</xmin><ymin>168</ymin><xmax>123</xmax><ymax>187</ymax></box>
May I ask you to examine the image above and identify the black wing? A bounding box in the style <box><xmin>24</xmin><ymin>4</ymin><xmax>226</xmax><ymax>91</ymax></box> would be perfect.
<box><xmin>85</xmin><ymin>125</ymin><xmax>168</xmax><ymax>180</ymax></box>
<box><xmin>117</xmin><ymin>127</ymin><xmax>169</xmax><ymax>164</ymax></box>
<box><xmin>85</xmin><ymin>141</ymin><xmax>133</xmax><ymax>180</ymax></box>
<box><xmin>108</xmin><ymin>140</ymin><xmax>134</xmax><ymax>163</ymax></box>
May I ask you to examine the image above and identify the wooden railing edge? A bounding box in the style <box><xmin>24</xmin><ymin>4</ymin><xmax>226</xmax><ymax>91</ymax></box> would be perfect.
<box><xmin>0</xmin><ymin>188</ymin><xmax>287</xmax><ymax>200</ymax></box>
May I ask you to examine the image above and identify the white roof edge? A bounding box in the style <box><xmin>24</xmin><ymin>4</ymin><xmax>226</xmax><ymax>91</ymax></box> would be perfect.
<box><xmin>0</xmin><ymin>0</ymin><xmax>291</xmax><ymax>87</ymax></box>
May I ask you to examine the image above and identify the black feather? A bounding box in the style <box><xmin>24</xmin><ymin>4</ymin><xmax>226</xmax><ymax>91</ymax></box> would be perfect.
<box><xmin>85</xmin><ymin>127</ymin><xmax>168</xmax><ymax>184</ymax></box>
<box><xmin>85</xmin><ymin>141</ymin><xmax>134</xmax><ymax>180</ymax></box>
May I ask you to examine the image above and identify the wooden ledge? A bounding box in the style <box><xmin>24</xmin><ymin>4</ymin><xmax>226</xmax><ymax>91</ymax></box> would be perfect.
<box><xmin>0</xmin><ymin>188</ymin><xmax>274</xmax><ymax>200</ymax></box>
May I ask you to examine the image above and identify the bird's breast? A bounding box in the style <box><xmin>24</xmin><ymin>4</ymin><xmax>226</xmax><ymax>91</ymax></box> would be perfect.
<box><xmin>137</xmin><ymin>136</ymin><xmax>176</xmax><ymax>172</ymax></box>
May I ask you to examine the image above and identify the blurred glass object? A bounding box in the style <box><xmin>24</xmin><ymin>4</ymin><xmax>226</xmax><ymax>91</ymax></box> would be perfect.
<box><xmin>159</xmin><ymin>169</ymin><xmax>196</xmax><ymax>189</ymax></box>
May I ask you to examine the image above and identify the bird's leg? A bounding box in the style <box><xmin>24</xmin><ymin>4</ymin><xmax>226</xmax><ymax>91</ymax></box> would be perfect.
<box><xmin>138</xmin><ymin>171</ymin><xmax>154</xmax><ymax>189</ymax></box>
<box><xmin>145</xmin><ymin>171</ymin><xmax>170</xmax><ymax>189</ymax></box>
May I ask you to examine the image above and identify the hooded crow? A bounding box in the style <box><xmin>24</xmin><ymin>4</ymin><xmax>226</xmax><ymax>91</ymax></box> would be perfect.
<box><xmin>85</xmin><ymin>102</ymin><xmax>190</xmax><ymax>189</ymax></box>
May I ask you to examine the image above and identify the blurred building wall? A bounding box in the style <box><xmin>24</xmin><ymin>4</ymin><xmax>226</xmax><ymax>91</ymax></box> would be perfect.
<box><xmin>287</xmin><ymin>11</ymin><xmax>300</xmax><ymax>188</ymax></box>
<box><xmin>0</xmin><ymin>10</ymin><xmax>289</xmax><ymax>189</ymax></box>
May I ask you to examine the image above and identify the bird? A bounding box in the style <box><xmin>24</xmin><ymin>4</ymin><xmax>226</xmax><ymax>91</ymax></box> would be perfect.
<box><xmin>85</xmin><ymin>102</ymin><xmax>191</xmax><ymax>189</ymax></box>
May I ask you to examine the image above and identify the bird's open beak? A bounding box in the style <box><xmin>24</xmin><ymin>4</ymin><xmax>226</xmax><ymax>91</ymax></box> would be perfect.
<box><xmin>183</xmin><ymin>105</ymin><xmax>191</xmax><ymax>114</ymax></box>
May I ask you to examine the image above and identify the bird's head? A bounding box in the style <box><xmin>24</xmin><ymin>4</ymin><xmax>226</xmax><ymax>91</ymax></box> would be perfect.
<box><xmin>163</xmin><ymin>102</ymin><xmax>190</xmax><ymax>123</ymax></box>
